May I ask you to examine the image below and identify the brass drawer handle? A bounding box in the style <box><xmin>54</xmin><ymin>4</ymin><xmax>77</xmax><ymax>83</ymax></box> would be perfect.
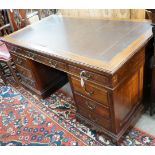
<box><xmin>86</xmin><ymin>101</ymin><xmax>96</xmax><ymax>110</ymax></box>
<box><xmin>49</xmin><ymin>60</ymin><xmax>52</xmax><ymax>65</ymax></box>
<box><xmin>49</xmin><ymin>60</ymin><xmax>57</xmax><ymax>68</ymax></box>
<box><xmin>52</xmin><ymin>62</ymin><xmax>57</xmax><ymax>68</ymax></box>
<box><xmin>80</xmin><ymin>70</ymin><xmax>94</xmax><ymax>96</ymax></box>
<box><xmin>12</xmin><ymin>47</ymin><xmax>16</xmax><ymax>51</ymax></box>
<box><xmin>80</xmin><ymin>70</ymin><xmax>91</xmax><ymax>80</ymax></box>
<box><xmin>16</xmin><ymin>58</ymin><xmax>22</xmax><ymax>65</ymax></box>
<box><xmin>88</xmin><ymin>114</ymin><xmax>98</xmax><ymax>123</ymax></box>
<box><xmin>27</xmin><ymin>53</ymin><xmax>35</xmax><ymax>59</ymax></box>
<box><xmin>27</xmin><ymin>53</ymin><xmax>31</xmax><ymax>57</ymax></box>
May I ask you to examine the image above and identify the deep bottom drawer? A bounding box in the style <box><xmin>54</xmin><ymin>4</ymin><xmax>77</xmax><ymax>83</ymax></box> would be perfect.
<box><xmin>11</xmin><ymin>53</ymin><xmax>28</xmax><ymax>69</ymax></box>
<box><xmin>74</xmin><ymin>92</ymin><xmax>111</xmax><ymax>119</ymax></box>
<box><xmin>77</xmin><ymin>107</ymin><xmax>112</xmax><ymax>131</ymax></box>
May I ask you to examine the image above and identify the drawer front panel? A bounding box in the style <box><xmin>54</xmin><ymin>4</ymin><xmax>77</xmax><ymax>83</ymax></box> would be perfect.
<box><xmin>8</xmin><ymin>45</ymin><xmax>68</xmax><ymax>72</ymax></box>
<box><xmin>19</xmin><ymin>73</ymin><xmax>36</xmax><ymax>88</ymax></box>
<box><xmin>35</xmin><ymin>54</ymin><xmax>67</xmax><ymax>71</ymax></box>
<box><xmin>16</xmin><ymin>64</ymin><xmax>34</xmax><ymax>79</ymax></box>
<box><xmin>8</xmin><ymin>45</ymin><xmax>24</xmax><ymax>54</ymax></box>
<box><xmin>74</xmin><ymin>93</ymin><xmax>111</xmax><ymax>119</ymax></box>
<box><xmin>68</xmin><ymin>65</ymin><xmax>109</xmax><ymax>86</ymax></box>
<box><xmin>11</xmin><ymin>53</ymin><xmax>29</xmax><ymax>69</ymax></box>
<box><xmin>78</xmin><ymin>107</ymin><xmax>112</xmax><ymax>130</ymax></box>
<box><xmin>14</xmin><ymin>48</ymin><xmax>67</xmax><ymax>72</ymax></box>
<box><xmin>71</xmin><ymin>77</ymin><xmax>109</xmax><ymax>106</ymax></box>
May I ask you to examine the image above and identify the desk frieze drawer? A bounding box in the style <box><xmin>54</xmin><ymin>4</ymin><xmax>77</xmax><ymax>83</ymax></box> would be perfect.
<box><xmin>22</xmin><ymin>50</ymin><xmax>67</xmax><ymax>71</ymax></box>
<box><xmin>74</xmin><ymin>92</ymin><xmax>111</xmax><ymax>119</ymax></box>
<box><xmin>7</xmin><ymin>45</ymin><xmax>23</xmax><ymax>54</ymax></box>
<box><xmin>70</xmin><ymin>76</ymin><xmax>109</xmax><ymax>106</ymax></box>
<box><xmin>36</xmin><ymin>54</ymin><xmax>67</xmax><ymax>71</ymax></box>
<box><xmin>23</xmin><ymin>50</ymin><xmax>36</xmax><ymax>59</ymax></box>
<box><xmin>77</xmin><ymin>107</ymin><xmax>112</xmax><ymax>131</ymax></box>
<box><xmin>9</xmin><ymin>47</ymin><xmax>36</xmax><ymax>60</ymax></box>
<box><xmin>48</xmin><ymin>58</ymin><xmax>67</xmax><ymax>71</ymax></box>
<box><xmin>6</xmin><ymin>43</ymin><xmax>15</xmax><ymax>51</ymax></box>
<box><xmin>68</xmin><ymin>65</ymin><xmax>109</xmax><ymax>86</ymax></box>
<box><xmin>10</xmin><ymin>46</ymin><xmax>68</xmax><ymax>73</ymax></box>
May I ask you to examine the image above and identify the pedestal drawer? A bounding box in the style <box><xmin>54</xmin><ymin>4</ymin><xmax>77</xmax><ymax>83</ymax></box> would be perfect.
<box><xmin>71</xmin><ymin>77</ymin><xmax>109</xmax><ymax>106</ymax></box>
<box><xmin>68</xmin><ymin>65</ymin><xmax>109</xmax><ymax>86</ymax></box>
<box><xmin>11</xmin><ymin>53</ymin><xmax>29</xmax><ymax>69</ymax></box>
<box><xmin>77</xmin><ymin>107</ymin><xmax>112</xmax><ymax>130</ymax></box>
<box><xmin>16</xmin><ymin>64</ymin><xmax>34</xmax><ymax>79</ymax></box>
<box><xmin>74</xmin><ymin>92</ymin><xmax>111</xmax><ymax>119</ymax></box>
<box><xmin>19</xmin><ymin>73</ymin><xmax>36</xmax><ymax>88</ymax></box>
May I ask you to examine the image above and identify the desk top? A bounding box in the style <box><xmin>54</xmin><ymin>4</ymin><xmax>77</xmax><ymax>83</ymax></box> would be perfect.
<box><xmin>2</xmin><ymin>15</ymin><xmax>152</xmax><ymax>73</ymax></box>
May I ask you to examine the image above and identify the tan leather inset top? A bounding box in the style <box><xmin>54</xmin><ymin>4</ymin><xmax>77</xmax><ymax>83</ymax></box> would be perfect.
<box><xmin>3</xmin><ymin>15</ymin><xmax>152</xmax><ymax>73</ymax></box>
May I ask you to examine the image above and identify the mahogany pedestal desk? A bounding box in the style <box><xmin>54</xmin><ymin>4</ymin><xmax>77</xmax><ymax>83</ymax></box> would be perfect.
<box><xmin>1</xmin><ymin>15</ymin><xmax>153</xmax><ymax>144</ymax></box>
